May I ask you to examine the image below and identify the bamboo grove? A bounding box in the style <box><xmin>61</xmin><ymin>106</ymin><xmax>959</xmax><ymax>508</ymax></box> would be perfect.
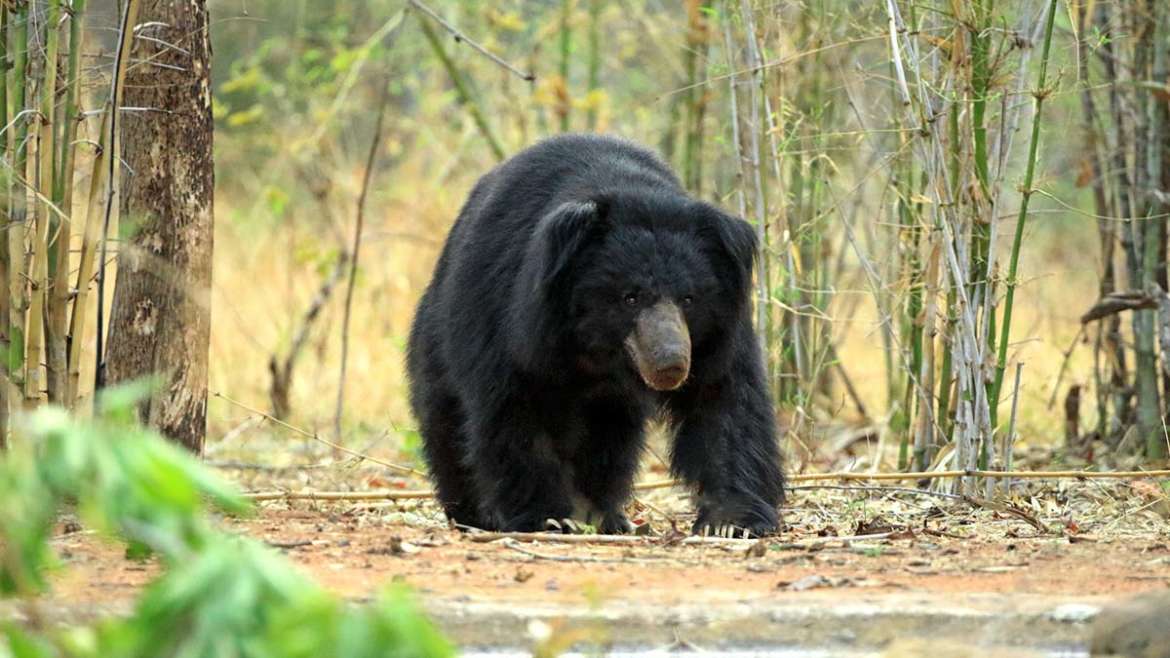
<box><xmin>579</xmin><ymin>0</ymin><xmax>1166</xmax><ymax>481</ymax></box>
<box><xmin>0</xmin><ymin>0</ymin><xmax>137</xmax><ymax>445</ymax></box>
<box><xmin>1</xmin><ymin>1</ymin><xmax>1167</xmax><ymax>481</ymax></box>
<box><xmin>696</xmin><ymin>0</ymin><xmax>1169</xmax><ymax>479</ymax></box>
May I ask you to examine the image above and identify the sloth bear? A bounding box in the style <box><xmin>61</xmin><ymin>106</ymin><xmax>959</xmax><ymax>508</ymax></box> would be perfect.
<box><xmin>407</xmin><ymin>134</ymin><xmax>784</xmax><ymax>536</ymax></box>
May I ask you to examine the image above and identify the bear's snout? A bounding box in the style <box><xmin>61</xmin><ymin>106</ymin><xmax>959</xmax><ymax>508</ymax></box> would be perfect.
<box><xmin>625</xmin><ymin>300</ymin><xmax>691</xmax><ymax>391</ymax></box>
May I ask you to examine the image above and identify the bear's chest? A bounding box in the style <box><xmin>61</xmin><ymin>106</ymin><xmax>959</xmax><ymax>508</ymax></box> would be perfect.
<box><xmin>535</xmin><ymin>384</ymin><xmax>654</xmax><ymax>449</ymax></box>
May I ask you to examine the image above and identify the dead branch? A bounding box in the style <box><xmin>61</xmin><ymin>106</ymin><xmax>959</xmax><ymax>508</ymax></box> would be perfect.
<box><xmin>416</xmin><ymin>15</ymin><xmax>506</xmax><ymax>161</ymax></box>
<box><xmin>269</xmin><ymin>253</ymin><xmax>347</xmax><ymax>420</ymax></box>
<box><xmin>1081</xmin><ymin>292</ymin><xmax>1159</xmax><ymax>324</ymax></box>
<box><xmin>407</xmin><ymin>0</ymin><xmax>535</xmax><ymax>82</ymax></box>
<box><xmin>335</xmin><ymin>76</ymin><xmax>392</xmax><ymax>446</ymax></box>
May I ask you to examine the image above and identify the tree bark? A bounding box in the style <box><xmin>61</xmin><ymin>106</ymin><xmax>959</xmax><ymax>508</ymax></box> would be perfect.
<box><xmin>104</xmin><ymin>0</ymin><xmax>214</xmax><ymax>454</ymax></box>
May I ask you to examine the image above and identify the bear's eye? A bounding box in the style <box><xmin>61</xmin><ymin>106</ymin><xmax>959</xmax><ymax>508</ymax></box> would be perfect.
<box><xmin>623</xmin><ymin>292</ymin><xmax>640</xmax><ymax>307</ymax></box>
<box><xmin>682</xmin><ymin>295</ymin><xmax>694</xmax><ymax>306</ymax></box>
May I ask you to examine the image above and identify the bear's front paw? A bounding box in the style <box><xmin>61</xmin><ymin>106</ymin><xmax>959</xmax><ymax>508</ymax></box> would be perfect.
<box><xmin>692</xmin><ymin>499</ymin><xmax>780</xmax><ymax>538</ymax></box>
<box><xmin>543</xmin><ymin>517</ymin><xmax>590</xmax><ymax>534</ymax></box>
<box><xmin>598</xmin><ymin>511</ymin><xmax>636</xmax><ymax>535</ymax></box>
<box><xmin>499</xmin><ymin>507</ymin><xmax>574</xmax><ymax>533</ymax></box>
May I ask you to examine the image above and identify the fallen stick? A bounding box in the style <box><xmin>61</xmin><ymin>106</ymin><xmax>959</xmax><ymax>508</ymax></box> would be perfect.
<box><xmin>636</xmin><ymin>468</ymin><xmax>1170</xmax><ymax>491</ymax></box>
<box><xmin>464</xmin><ymin>531</ymin><xmax>895</xmax><ymax>548</ymax></box>
<box><xmin>242</xmin><ymin>467</ymin><xmax>1170</xmax><ymax>504</ymax></box>
<box><xmin>244</xmin><ymin>490</ymin><xmax>434</xmax><ymax>502</ymax></box>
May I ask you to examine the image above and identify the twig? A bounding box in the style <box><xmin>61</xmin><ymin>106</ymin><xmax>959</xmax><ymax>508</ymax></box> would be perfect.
<box><xmin>829</xmin><ymin>344</ymin><xmax>869</xmax><ymax>419</ymax></box>
<box><xmin>266</xmin><ymin>539</ymin><xmax>315</xmax><ymax>549</ymax></box>
<box><xmin>1047</xmin><ymin>327</ymin><xmax>1085</xmax><ymax>409</ymax></box>
<box><xmin>212</xmin><ymin>391</ymin><xmax>426</xmax><ymax>478</ymax></box>
<box><xmin>1002</xmin><ymin>363</ymin><xmax>1024</xmax><ymax>494</ymax></box>
<box><xmin>416</xmin><ymin>15</ymin><xmax>506</xmax><ymax>161</ymax></box>
<box><xmin>335</xmin><ymin>76</ymin><xmax>392</xmax><ymax>447</ymax></box>
<box><xmin>633</xmin><ymin>496</ymin><xmax>675</xmax><ymax>525</ymax></box>
<box><xmin>768</xmin><ymin>532</ymin><xmax>897</xmax><ymax>551</ymax></box>
<box><xmin>501</xmin><ymin>539</ymin><xmax>611</xmax><ymax>563</ymax></box>
<box><xmin>407</xmin><ymin>0</ymin><xmax>534</xmax><ymax>82</ymax></box>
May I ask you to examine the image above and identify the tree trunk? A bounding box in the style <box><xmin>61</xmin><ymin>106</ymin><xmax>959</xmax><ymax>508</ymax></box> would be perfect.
<box><xmin>104</xmin><ymin>0</ymin><xmax>214</xmax><ymax>454</ymax></box>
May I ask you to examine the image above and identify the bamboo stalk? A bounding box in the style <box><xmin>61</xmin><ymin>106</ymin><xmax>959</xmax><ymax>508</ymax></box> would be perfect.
<box><xmin>738</xmin><ymin>0</ymin><xmax>769</xmax><ymax>354</ymax></box>
<box><xmin>66</xmin><ymin>110</ymin><xmax>110</xmax><ymax>407</ymax></box>
<box><xmin>8</xmin><ymin>0</ymin><xmax>30</xmax><ymax>410</ymax></box>
<box><xmin>39</xmin><ymin>0</ymin><xmax>70</xmax><ymax>405</ymax></box>
<box><xmin>585</xmin><ymin>0</ymin><xmax>602</xmax><ymax>130</ymax></box>
<box><xmin>95</xmin><ymin>0</ymin><xmax>141</xmax><ymax>395</ymax></box>
<box><xmin>557</xmin><ymin>0</ymin><xmax>572</xmax><ymax>132</ymax></box>
<box><xmin>990</xmin><ymin>0</ymin><xmax>1059</xmax><ymax>426</ymax></box>
<box><xmin>48</xmin><ymin>0</ymin><xmax>88</xmax><ymax>407</ymax></box>
<box><xmin>913</xmin><ymin>242</ymin><xmax>941</xmax><ymax>471</ymax></box>
<box><xmin>25</xmin><ymin>0</ymin><xmax>63</xmax><ymax>408</ymax></box>
<box><xmin>681</xmin><ymin>0</ymin><xmax>709</xmax><ymax>193</ymax></box>
<box><xmin>0</xmin><ymin>4</ymin><xmax>9</xmax><ymax>444</ymax></box>
<box><xmin>1144</xmin><ymin>0</ymin><xmax>1170</xmax><ymax>459</ymax></box>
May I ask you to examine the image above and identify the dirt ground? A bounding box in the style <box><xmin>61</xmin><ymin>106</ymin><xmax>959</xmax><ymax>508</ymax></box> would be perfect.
<box><xmin>48</xmin><ymin>480</ymin><xmax>1170</xmax><ymax>612</ymax></box>
<box><xmin>27</xmin><ymin>432</ymin><xmax>1167</xmax><ymax>653</ymax></box>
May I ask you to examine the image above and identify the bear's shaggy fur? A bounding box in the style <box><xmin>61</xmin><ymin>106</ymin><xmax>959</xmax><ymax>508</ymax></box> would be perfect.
<box><xmin>407</xmin><ymin>134</ymin><xmax>784</xmax><ymax>535</ymax></box>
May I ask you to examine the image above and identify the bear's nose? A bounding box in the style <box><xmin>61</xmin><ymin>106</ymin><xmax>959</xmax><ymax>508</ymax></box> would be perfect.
<box><xmin>651</xmin><ymin>359</ymin><xmax>689</xmax><ymax>391</ymax></box>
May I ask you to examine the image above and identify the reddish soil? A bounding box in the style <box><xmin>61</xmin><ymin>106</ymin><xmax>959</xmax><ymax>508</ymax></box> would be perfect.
<box><xmin>48</xmin><ymin>501</ymin><xmax>1170</xmax><ymax>611</ymax></box>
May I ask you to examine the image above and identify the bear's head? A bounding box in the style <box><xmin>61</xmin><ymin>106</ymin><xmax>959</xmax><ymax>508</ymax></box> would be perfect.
<box><xmin>510</xmin><ymin>192</ymin><xmax>758</xmax><ymax>391</ymax></box>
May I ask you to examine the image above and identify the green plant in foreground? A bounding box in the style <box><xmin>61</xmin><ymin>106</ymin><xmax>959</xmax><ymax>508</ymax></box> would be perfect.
<box><xmin>0</xmin><ymin>383</ymin><xmax>452</xmax><ymax>658</ymax></box>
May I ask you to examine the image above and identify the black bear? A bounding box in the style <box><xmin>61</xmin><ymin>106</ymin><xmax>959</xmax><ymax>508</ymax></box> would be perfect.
<box><xmin>407</xmin><ymin>134</ymin><xmax>784</xmax><ymax>536</ymax></box>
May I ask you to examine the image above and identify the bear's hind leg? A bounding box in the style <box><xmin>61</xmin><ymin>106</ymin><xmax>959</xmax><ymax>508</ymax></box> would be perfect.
<box><xmin>416</xmin><ymin>389</ymin><xmax>489</xmax><ymax>530</ymax></box>
<box><xmin>465</xmin><ymin>400</ymin><xmax>577</xmax><ymax>532</ymax></box>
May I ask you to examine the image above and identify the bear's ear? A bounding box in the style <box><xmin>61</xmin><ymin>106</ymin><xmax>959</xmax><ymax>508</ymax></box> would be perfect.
<box><xmin>525</xmin><ymin>199</ymin><xmax>609</xmax><ymax>291</ymax></box>
<box><xmin>509</xmin><ymin>198</ymin><xmax>609</xmax><ymax>372</ymax></box>
<box><xmin>695</xmin><ymin>204</ymin><xmax>759</xmax><ymax>299</ymax></box>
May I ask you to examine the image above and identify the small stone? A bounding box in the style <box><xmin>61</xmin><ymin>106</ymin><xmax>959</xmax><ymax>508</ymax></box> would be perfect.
<box><xmin>1090</xmin><ymin>591</ymin><xmax>1170</xmax><ymax>658</ymax></box>
<box><xmin>1048</xmin><ymin>603</ymin><xmax>1100</xmax><ymax>624</ymax></box>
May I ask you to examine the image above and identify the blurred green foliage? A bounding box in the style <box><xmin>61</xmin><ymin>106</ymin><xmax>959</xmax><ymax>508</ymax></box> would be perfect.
<box><xmin>0</xmin><ymin>383</ymin><xmax>452</xmax><ymax>658</ymax></box>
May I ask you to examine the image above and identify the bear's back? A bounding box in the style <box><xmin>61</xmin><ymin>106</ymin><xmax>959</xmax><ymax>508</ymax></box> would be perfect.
<box><xmin>437</xmin><ymin>134</ymin><xmax>682</xmax><ymax>298</ymax></box>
